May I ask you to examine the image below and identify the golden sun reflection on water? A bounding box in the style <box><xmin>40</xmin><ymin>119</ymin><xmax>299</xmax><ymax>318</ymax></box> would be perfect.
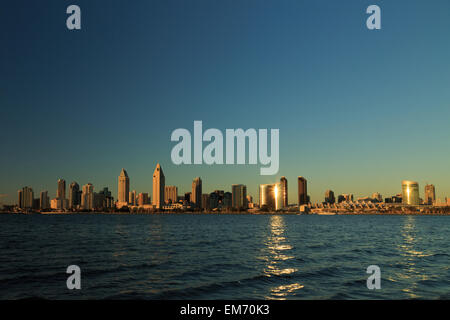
<box><xmin>396</xmin><ymin>216</ymin><xmax>432</xmax><ymax>298</ymax></box>
<box><xmin>261</xmin><ymin>215</ymin><xmax>303</xmax><ymax>299</ymax></box>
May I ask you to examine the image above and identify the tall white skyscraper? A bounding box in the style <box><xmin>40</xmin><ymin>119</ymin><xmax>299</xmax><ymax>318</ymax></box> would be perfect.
<box><xmin>152</xmin><ymin>163</ymin><xmax>165</xmax><ymax>209</ymax></box>
<box><xmin>118</xmin><ymin>168</ymin><xmax>130</xmax><ymax>204</ymax></box>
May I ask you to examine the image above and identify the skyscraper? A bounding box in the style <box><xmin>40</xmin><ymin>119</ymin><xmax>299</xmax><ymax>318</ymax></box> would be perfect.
<box><xmin>57</xmin><ymin>179</ymin><xmax>66</xmax><ymax>200</ymax></box>
<box><xmin>191</xmin><ymin>177</ymin><xmax>202</xmax><ymax>209</ymax></box>
<box><xmin>152</xmin><ymin>163</ymin><xmax>165</xmax><ymax>209</ymax></box>
<box><xmin>118</xmin><ymin>168</ymin><xmax>130</xmax><ymax>205</ymax></box>
<box><xmin>280</xmin><ymin>176</ymin><xmax>288</xmax><ymax>208</ymax></box>
<box><xmin>40</xmin><ymin>191</ymin><xmax>49</xmax><ymax>209</ymax></box>
<box><xmin>18</xmin><ymin>186</ymin><xmax>33</xmax><ymax>209</ymax></box>
<box><xmin>325</xmin><ymin>190</ymin><xmax>335</xmax><ymax>204</ymax></box>
<box><xmin>402</xmin><ymin>180</ymin><xmax>420</xmax><ymax>205</ymax></box>
<box><xmin>138</xmin><ymin>193</ymin><xmax>149</xmax><ymax>206</ymax></box>
<box><xmin>129</xmin><ymin>190</ymin><xmax>137</xmax><ymax>206</ymax></box>
<box><xmin>81</xmin><ymin>183</ymin><xmax>94</xmax><ymax>210</ymax></box>
<box><xmin>232</xmin><ymin>184</ymin><xmax>247</xmax><ymax>209</ymax></box>
<box><xmin>68</xmin><ymin>182</ymin><xmax>80</xmax><ymax>209</ymax></box>
<box><xmin>298</xmin><ymin>176</ymin><xmax>308</xmax><ymax>205</ymax></box>
<box><xmin>424</xmin><ymin>184</ymin><xmax>436</xmax><ymax>205</ymax></box>
<box><xmin>164</xmin><ymin>186</ymin><xmax>178</xmax><ymax>204</ymax></box>
<box><xmin>259</xmin><ymin>183</ymin><xmax>282</xmax><ymax>211</ymax></box>
<box><xmin>202</xmin><ymin>194</ymin><xmax>210</xmax><ymax>210</ymax></box>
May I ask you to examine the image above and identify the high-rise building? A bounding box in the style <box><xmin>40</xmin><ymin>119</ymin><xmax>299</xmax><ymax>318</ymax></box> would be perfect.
<box><xmin>191</xmin><ymin>177</ymin><xmax>202</xmax><ymax>209</ymax></box>
<box><xmin>424</xmin><ymin>184</ymin><xmax>436</xmax><ymax>205</ymax></box>
<box><xmin>325</xmin><ymin>190</ymin><xmax>335</xmax><ymax>204</ymax></box>
<box><xmin>164</xmin><ymin>186</ymin><xmax>178</xmax><ymax>204</ymax></box>
<box><xmin>402</xmin><ymin>180</ymin><xmax>420</xmax><ymax>205</ymax></box>
<box><xmin>223</xmin><ymin>192</ymin><xmax>232</xmax><ymax>209</ymax></box>
<box><xmin>118</xmin><ymin>168</ymin><xmax>130</xmax><ymax>204</ymax></box>
<box><xmin>57</xmin><ymin>179</ymin><xmax>66</xmax><ymax>200</ymax></box>
<box><xmin>152</xmin><ymin>163</ymin><xmax>165</xmax><ymax>209</ymax></box>
<box><xmin>232</xmin><ymin>184</ymin><xmax>247</xmax><ymax>209</ymax></box>
<box><xmin>298</xmin><ymin>176</ymin><xmax>308</xmax><ymax>205</ymax></box>
<box><xmin>98</xmin><ymin>187</ymin><xmax>114</xmax><ymax>208</ymax></box>
<box><xmin>209</xmin><ymin>192</ymin><xmax>219</xmax><ymax>209</ymax></box>
<box><xmin>81</xmin><ymin>183</ymin><xmax>94</xmax><ymax>210</ymax></box>
<box><xmin>68</xmin><ymin>182</ymin><xmax>80</xmax><ymax>209</ymax></box>
<box><xmin>202</xmin><ymin>194</ymin><xmax>210</xmax><ymax>210</ymax></box>
<box><xmin>259</xmin><ymin>183</ymin><xmax>282</xmax><ymax>211</ymax></box>
<box><xmin>129</xmin><ymin>190</ymin><xmax>137</xmax><ymax>206</ymax></box>
<box><xmin>18</xmin><ymin>186</ymin><xmax>33</xmax><ymax>209</ymax></box>
<box><xmin>39</xmin><ymin>191</ymin><xmax>49</xmax><ymax>209</ymax></box>
<box><xmin>280</xmin><ymin>176</ymin><xmax>288</xmax><ymax>208</ymax></box>
<box><xmin>138</xmin><ymin>193</ymin><xmax>149</xmax><ymax>206</ymax></box>
<box><xmin>184</xmin><ymin>192</ymin><xmax>191</xmax><ymax>203</ymax></box>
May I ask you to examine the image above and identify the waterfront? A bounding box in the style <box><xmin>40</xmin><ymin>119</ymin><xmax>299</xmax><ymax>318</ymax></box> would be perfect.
<box><xmin>0</xmin><ymin>214</ymin><xmax>449</xmax><ymax>299</ymax></box>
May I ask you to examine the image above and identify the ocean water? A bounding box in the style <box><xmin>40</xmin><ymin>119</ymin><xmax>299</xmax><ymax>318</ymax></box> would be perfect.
<box><xmin>0</xmin><ymin>214</ymin><xmax>449</xmax><ymax>300</ymax></box>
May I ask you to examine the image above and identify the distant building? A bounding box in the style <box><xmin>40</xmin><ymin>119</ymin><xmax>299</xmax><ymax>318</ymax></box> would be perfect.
<box><xmin>81</xmin><ymin>183</ymin><xmax>94</xmax><ymax>210</ymax></box>
<box><xmin>223</xmin><ymin>192</ymin><xmax>232</xmax><ymax>209</ymax></box>
<box><xmin>325</xmin><ymin>190</ymin><xmax>335</xmax><ymax>204</ymax></box>
<box><xmin>57</xmin><ymin>179</ymin><xmax>66</xmax><ymax>200</ymax></box>
<box><xmin>138</xmin><ymin>193</ymin><xmax>149</xmax><ymax>206</ymax></box>
<box><xmin>129</xmin><ymin>190</ymin><xmax>137</xmax><ymax>206</ymax></box>
<box><xmin>68</xmin><ymin>182</ymin><xmax>80</xmax><ymax>209</ymax></box>
<box><xmin>280</xmin><ymin>177</ymin><xmax>288</xmax><ymax>208</ymax></box>
<box><xmin>18</xmin><ymin>186</ymin><xmax>33</xmax><ymax>209</ymax></box>
<box><xmin>184</xmin><ymin>192</ymin><xmax>191</xmax><ymax>204</ymax></box>
<box><xmin>202</xmin><ymin>194</ymin><xmax>210</xmax><ymax>210</ymax></box>
<box><xmin>232</xmin><ymin>184</ymin><xmax>247</xmax><ymax>210</ymax></box>
<box><xmin>98</xmin><ymin>187</ymin><xmax>114</xmax><ymax>208</ymax></box>
<box><xmin>209</xmin><ymin>192</ymin><xmax>219</xmax><ymax>209</ymax></box>
<box><xmin>259</xmin><ymin>183</ymin><xmax>282</xmax><ymax>211</ymax></box>
<box><xmin>402</xmin><ymin>180</ymin><xmax>420</xmax><ymax>205</ymax></box>
<box><xmin>152</xmin><ymin>163</ymin><xmax>165</xmax><ymax>209</ymax></box>
<box><xmin>50</xmin><ymin>198</ymin><xmax>68</xmax><ymax>210</ymax></box>
<box><xmin>424</xmin><ymin>184</ymin><xmax>435</xmax><ymax>205</ymax></box>
<box><xmin>40</xmin><ymin>191</ymin><xmax>49</xmax><ymax>209</ymax></box>
<box><xmin>191</xmin><ymin>177</ymin><xmax>202</xmax><ymax>209</ymax></box>
<box><xmin>165</xmin><ymin>186</ymin><xmax>178</xmax><ymax>204</ymax></box>
<box><xmin>118</xmin><ymin>168</ymin><xmax>130</xmax><ymax>204</ymax></box>
<box><xmin>298</xmin><ymin>176</ymin><xmax>308</xmax><ymax>205</ymax></box>
<box><xmin>372</xmin><ymin>192</ymin><xmax>383</xmax><ymax>202</ymax></box>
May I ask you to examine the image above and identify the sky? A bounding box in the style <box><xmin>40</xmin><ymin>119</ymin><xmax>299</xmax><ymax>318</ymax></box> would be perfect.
<box><xmin>1</xmin><ymin>0</ymin><xmax>450</xmax><ymax>205</ymax></box>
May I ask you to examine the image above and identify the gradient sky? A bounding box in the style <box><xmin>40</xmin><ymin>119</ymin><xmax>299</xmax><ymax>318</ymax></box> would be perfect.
<box><xmin>1</xmin><ymin>0</ymin><xmax>450</xmax><ymax>205</ymax></box>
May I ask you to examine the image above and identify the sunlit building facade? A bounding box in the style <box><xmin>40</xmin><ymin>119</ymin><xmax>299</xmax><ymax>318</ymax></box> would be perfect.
<box><xmin>152</xmin><ymin>163</ymin><xmax>165</xmax><ymax>209</ymax></box>
<box><xmin>164</xmin><ymin>186</ymin><xmax>178</xmax><ymax>204</ymax></box>
<box><xmin>259</xmin><ymin>183</ymin><xmax>282</xmax><ymax>211</ymax></box>
<box><xmin>118</xmin><ymin>168</ymin><xmax>130</xmax><ymax>205</ymax></box>
<box><xmin>402</xmin><ymin>180</ymin><xmax>420</xmax><ymax>205</ymax></box>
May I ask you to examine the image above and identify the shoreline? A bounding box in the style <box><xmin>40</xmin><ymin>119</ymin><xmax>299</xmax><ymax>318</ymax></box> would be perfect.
<box><xmin>2</xmin><ymin>211</ymin><xmax>450</xmax><ymax>216</ymax></box>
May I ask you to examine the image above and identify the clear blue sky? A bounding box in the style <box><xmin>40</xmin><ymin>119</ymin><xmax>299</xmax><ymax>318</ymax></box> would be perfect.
<box><xmin>1</xmin><ymin>0</ymin><xmax>450</xmax><ymax>205</ymax></box>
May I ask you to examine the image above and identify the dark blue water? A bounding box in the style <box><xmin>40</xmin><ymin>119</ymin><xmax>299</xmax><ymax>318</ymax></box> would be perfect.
<box><xmin>0</xmin><ymin>214</ymin><xmax>449</xmax><ymax>299</ymax></box>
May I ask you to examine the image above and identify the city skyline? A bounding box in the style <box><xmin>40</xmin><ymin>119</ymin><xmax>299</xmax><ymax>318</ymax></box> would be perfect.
<box><xmin>2</xmin><ymin>1</ymin><xmax>450</xmax><ymax>205</ymax></box>
<box><xmin>6</xmin><ymin>163</ymin><xmax>449</xmax><ymax>208</ymax></box>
